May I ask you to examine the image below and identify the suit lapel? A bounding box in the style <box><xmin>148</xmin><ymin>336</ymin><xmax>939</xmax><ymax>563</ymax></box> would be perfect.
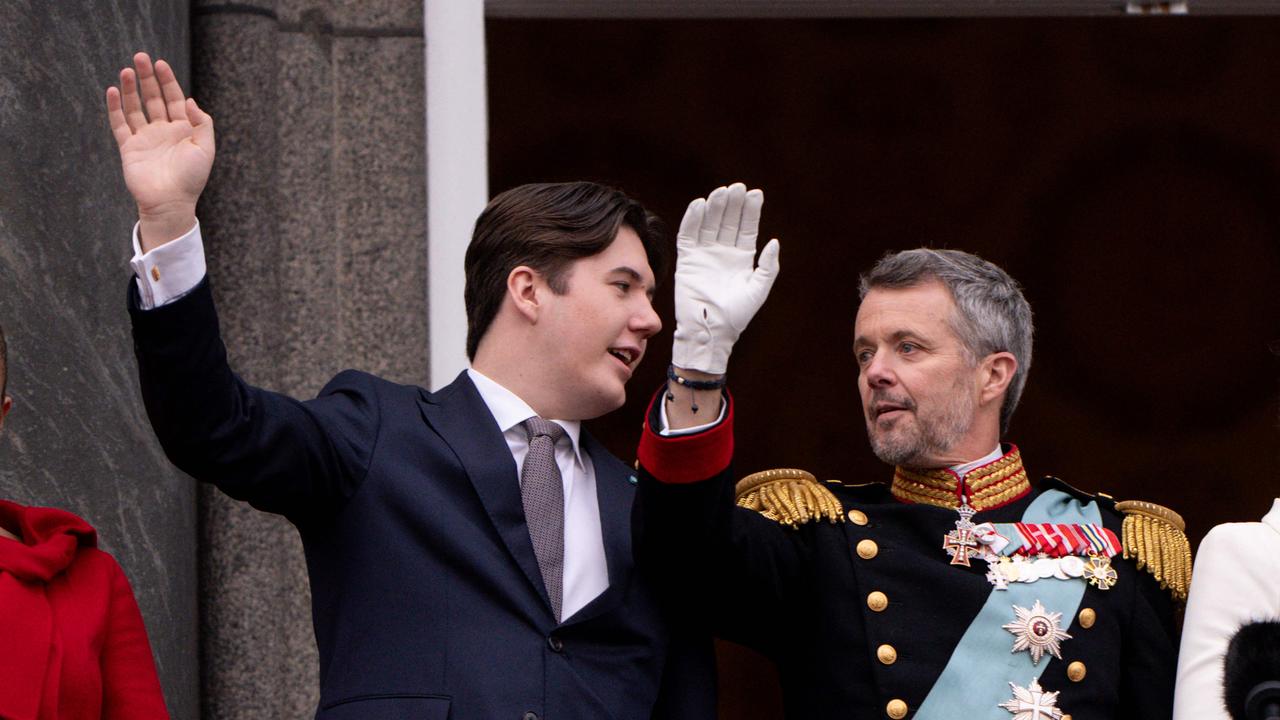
<box><xmin>417</xmin><ymin>373</ymin><xmax>552</xmax><ymax>615</ymax></box>
<box><xmin>564</xmin><ymin>431</ymin><xmax>635</xmax><ymax>625</ymax></box>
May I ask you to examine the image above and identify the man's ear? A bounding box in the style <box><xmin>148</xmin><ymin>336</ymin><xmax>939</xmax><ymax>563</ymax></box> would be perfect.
<box><xmin>0</xmin><ymin>395</ymin><xmax>11</xmax><ymax>432</ymax></box>
<box><xmin>507</xmin><ymin>266</ymin><xmax>542</xmax><ymax>323</ymax></box>
<box><xmin>979</xmin><ymin>352</ymin><xmax>1017</xmax><ymax>406</ymax></box>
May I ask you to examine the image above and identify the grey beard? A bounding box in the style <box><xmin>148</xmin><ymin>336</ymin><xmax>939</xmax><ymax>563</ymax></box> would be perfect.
<box><xmin>867</xmin><ymin>392</ymin><xmax>976</xmax><ymax>468</ymax></box>
<box><xmin>869</xmin><ymin>427</ymin><xmax>930</xmax><ymax>467</ymax></box>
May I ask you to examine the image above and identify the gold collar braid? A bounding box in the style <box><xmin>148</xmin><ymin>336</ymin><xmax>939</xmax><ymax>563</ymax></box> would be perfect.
<box><xmin>891</xmin><ymin>446</ymin><xmax>1031</xmax><ymax>511</ymax></box>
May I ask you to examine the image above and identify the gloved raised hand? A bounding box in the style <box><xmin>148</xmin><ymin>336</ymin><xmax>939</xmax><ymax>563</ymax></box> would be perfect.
<box><xmin>671</xmin><ymin>183</ymin><xmax>780</xmax><ymax>375</ymax></box>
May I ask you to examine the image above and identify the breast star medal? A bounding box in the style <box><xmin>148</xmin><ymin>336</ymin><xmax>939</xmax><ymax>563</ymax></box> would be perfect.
<box><xmin>943</xmin><ymin>497</ymin><xmax>984</xmax><ymax>567</ymax></box>
<box><xmin>999</xmin><ymin>678</ymin><xmax>1064</xmax><ymax>720</ymax></box>
<box><xmin>1003</xmin><ymin>599</ymin><xmax>1072</xmax><ymax>664</ymax></box>
<box><xmin>1083</xmin><ymin>554</ymin><xmax>1118</xmax><ymax>590</ymax></box>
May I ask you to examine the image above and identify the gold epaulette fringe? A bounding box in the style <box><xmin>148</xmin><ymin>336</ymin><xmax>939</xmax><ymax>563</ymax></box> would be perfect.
<box><xmin>1115</xmin><ymin>499</ymin><xmax>1193</xmax><ymax>603</ymax></box>
<box><xmin>735</xmin><ymin>468</ymin><xmax>845</xmax><ymax>528</ymax></box>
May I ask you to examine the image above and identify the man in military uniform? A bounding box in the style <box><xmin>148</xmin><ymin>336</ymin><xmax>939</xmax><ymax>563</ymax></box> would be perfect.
<box><xmin>636</xmin><ymin>193</ymin><xmax>1189</xmax><ymax>719</ymax></box>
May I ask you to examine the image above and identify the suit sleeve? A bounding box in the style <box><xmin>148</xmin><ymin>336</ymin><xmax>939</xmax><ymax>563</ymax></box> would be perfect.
<box><xmin>100</xmin><ymin>557</ymin><xmax>170</xmax><ymax>720</ymax></box>
<box><xmin>635</xmin><ymin>388</ymin><xmax>811</xmax><ymax>656</ymax></box>
<box><xmin>129</xmin><ymin>277</ymin><xmax>380</xmax><ymax>519</ymax></box>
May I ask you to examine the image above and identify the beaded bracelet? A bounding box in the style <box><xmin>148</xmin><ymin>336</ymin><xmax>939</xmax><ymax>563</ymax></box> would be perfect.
<box><xmin>665</xmin><ymin>364</ymin><xmax>726</xmax><ymax>414</ymax></box>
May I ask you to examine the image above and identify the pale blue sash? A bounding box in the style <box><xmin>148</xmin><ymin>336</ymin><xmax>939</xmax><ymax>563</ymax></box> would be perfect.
<box><xmin>913</xmin><ymin>489</ymin><xmax>1100</xmax><ymax>720</ymax></box>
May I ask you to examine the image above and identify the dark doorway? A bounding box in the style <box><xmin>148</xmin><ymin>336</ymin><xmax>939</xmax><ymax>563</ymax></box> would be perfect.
<box><xmin>488</xmin><ymin>18</ymin><xmax>1280</xmax><ymax>718</ymax></box>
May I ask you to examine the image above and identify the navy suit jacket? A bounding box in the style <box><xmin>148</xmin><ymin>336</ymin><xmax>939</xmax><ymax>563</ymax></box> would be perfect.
<box><xmin>129</xmin><ymin>279</ymin><xmax>714</xmax><ymax>720</ymax></box>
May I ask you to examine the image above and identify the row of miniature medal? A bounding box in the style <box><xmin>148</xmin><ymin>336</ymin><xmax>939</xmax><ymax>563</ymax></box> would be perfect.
<box><xmin>942</xmin><ymin>497</ymin><xmax>1118</xmax><ymax>720</ymax></box>
<box><xmin>943</xmin><ymin>497</ymin><xmax>1120</xmax><ymax>592</ymax></box>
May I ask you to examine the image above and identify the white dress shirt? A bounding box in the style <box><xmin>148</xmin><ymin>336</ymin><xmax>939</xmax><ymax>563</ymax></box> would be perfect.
<box><xmin>465</xmin><ymin>368</ymin><xmax>608</xmax><ymax>620</ymax></box>
<box><xmin>1173</xmin><ymin>499</ymin><xmax>1280</xmax><ymax>720</ymax></box>
<box><xmin>130</xmin><ymin>221</ymin><xmax>206</xmax><ymax>309</ymax></box>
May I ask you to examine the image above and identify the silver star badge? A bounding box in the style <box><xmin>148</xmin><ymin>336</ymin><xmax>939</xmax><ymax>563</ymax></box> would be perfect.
<box><xmin>1003</xmin><ymin>599</ymin><xmax>1072</xmax><ymax>664</ymax></box>
<box><xmin>999</xmin><ymin>678</ymin><xmax>1064</xmax><ymax>720</ymax></box>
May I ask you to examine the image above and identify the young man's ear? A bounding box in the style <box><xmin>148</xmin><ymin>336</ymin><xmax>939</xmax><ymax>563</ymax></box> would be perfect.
<box><xmin>506</xmin><ymin>266</ymin><xmax>543</xmax><ymax>323</ymax></box>
<box><xmin>0</xmin><ymin>395</ymin><xmax>11</xmax><ymax>432</ymax></box>
<box><xmin>979</xmin><ymin>352</ymin><xmax>1017</xmax><ymax>406</ymax></box>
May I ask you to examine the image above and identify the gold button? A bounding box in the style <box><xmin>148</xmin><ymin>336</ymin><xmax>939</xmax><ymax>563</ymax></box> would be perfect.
<box><xmin>1078</xmin><ymin>608</ymin><xmax>1096</xmax><ymax>629</ymax></box>
<box><xmin>856</xmin><ymin>539</ymin><xmax>879</xmax><ymax>560</ymax></box>
<box><xmin>151</xmin><ymin>266</ymin><xmax>161</xmax><ymax>282</ymax></box>
<box><xmin>1062</xmin><ymin>715</ymin><xmax>1073</xmax><ymax>720</ymax></box>
<box><xmin>876</xmin><ymin>644</ymin><xmax>897</xmax><ymax>665</ymax></box>
<box><xmin>867</xmin><ymin>591</ymin><xmax>888</xmax><ymax>612</ymax></box>
<box><xmin>848</xmin><ymin>509</ymin><xmax>868</xmax><ymax>525</ymax></box>
<box><xmin>886</xmin><ymin>698</ymin><xmax>908</xmax><ymax>719</ymax></box>
<box><xmin>1067</xmin><ymin>661</ymin><xmax>1087</xmax><ymax>682</ymax></box>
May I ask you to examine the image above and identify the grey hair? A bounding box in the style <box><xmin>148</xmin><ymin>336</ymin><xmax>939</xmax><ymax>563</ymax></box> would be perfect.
<box><xmin>858</xmin><ymin>248</ymin><xmax>1034</xmax><ymax>435</ymax></box>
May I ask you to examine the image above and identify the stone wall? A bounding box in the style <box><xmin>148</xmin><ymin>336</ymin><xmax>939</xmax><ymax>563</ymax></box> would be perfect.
<box><xmin>0</xmin><ymin>2</ymin><xmax>197</xmax><ymax>717</ymax></box>
<box><xmin>191</xmin><ymin>1</ymin><xmax>427</xmax><ymax>716</ymax></box>
<box><xmin>0</xmin><ymin>1</ymin><xmax>427</xmax><ymax>716</ymax></box>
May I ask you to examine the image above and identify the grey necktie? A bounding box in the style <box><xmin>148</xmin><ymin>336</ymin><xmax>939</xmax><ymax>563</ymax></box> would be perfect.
<box><xmin>520</xmin><ymin>417</ymin><xmax>567</xmax><ymax>622</ymax></box>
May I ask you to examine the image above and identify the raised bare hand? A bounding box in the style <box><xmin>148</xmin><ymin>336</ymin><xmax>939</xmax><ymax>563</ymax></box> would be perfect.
<box><xmin>105</xmin><ymin>52</ymin><xmax>215</xmax><ymax>251</ymax></box>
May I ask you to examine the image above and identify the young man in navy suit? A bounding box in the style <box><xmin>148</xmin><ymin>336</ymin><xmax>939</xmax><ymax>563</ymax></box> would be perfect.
<box><xmin>105</xmin><ymin>52</ymin><xmax>778</xmax><ymax>719</ymax></box>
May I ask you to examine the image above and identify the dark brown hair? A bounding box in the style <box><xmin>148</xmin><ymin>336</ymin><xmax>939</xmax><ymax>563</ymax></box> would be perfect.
<box><xmin>464</xmin><ymin>181</ymin><xmax>666</xmax><ymax>359</ymax></box>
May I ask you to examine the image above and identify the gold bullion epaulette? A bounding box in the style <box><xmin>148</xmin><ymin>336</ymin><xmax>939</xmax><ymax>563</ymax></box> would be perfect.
<box><xmin>735</xmin><ymin>468</ymin><xmax>845</xmax><ymax>529</ymax></box>
<box><xmin>1115</xmin><ymin>498</ymin><xmax>1193</xmax><ymax>603</ymax></box>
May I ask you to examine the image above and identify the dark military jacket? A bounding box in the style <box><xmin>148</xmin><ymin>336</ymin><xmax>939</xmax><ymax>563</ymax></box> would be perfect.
<box><xmin>638</xmin><ymin>429</ymin><xmax>1181</xmax><ymax>720</ymax></box>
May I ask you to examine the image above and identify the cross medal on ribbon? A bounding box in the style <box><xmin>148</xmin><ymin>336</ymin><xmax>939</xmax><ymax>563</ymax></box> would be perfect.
<box><xmin>943</xmin><ymin>496</ymin><xmax>985</xmax><ymax>567</ymax></box>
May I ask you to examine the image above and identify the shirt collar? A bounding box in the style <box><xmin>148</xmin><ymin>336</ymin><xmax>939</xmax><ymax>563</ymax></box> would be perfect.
<box><xmin>950</xmin><ymin>445</ymin><xmax>1005</xmax><ymax>477</ymax></box>
<box><xmin>467</xmin><ymin>368</ymin><xmax>584</xmax><ymax>466</ymax></box>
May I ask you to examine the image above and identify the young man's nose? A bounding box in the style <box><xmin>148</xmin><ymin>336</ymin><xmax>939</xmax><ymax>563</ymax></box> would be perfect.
<box><xmin>632</xmin><ymin>300</ymin><xmax>662</xmax><ymax>338</ymax></box>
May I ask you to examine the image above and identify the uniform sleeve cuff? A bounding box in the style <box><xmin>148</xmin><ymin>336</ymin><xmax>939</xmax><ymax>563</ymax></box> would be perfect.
<box><xmin>637</xmin><ymin>387</ymin><xmax>733</xmax><ymax>484</ymax></box>
<box><xmin>658</xmin><ymin>391</ymin><xmax>727</xmax><ymax>435</ymax></box>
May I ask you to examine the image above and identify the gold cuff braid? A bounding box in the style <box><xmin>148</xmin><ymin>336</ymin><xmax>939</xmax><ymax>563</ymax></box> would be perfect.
<box><xmin>736</xmin><ymin>468</ymin><xmax>845</xmax><ymax>528</ymax></box>
<box><xmin>1115</xmin><ymin>500</ymin><xmax>1192</xmax><ymax>603</ymax></box>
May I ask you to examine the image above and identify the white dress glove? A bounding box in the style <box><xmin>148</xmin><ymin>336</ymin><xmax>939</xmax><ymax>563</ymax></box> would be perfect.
<box><xmin>672</xmin><ymin>183</ymin><xmax>780</xmax><ymax>375</ymax></box>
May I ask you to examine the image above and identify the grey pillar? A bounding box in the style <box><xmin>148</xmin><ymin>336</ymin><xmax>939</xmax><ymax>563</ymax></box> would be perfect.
<box><xmin>192</xmin><ymin>1</ymin><xmax>427</xmax><ymax>716</ymax></box>
<box><xmin>0</xmin><ymin>2</ymin><xmax>197</xmax><ymax>717</ymax></box>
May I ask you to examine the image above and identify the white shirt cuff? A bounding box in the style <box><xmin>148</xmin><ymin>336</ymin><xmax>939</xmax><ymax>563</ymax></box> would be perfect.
<box><xmin>658</xmin><ymin>394</ymin><xmax>728</xmax><ymax>436</ymax></box>
<box><xmin>130</xmin><ymin>220</ymin><xmax>206</xmax><ymax>310</ymax></box>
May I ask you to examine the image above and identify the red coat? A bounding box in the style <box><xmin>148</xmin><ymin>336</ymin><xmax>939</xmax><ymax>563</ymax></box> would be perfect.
<box><xmin>0</xmin><ymin>501</ymin><xmax>168</xmax><ymax>720</ymax></box>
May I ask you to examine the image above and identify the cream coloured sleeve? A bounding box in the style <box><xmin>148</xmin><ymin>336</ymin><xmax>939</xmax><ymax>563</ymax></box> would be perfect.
<box><xmin>1173</xmin><ymin>522</ymin><xmax>1280</xmax><ymax>720</ymax></box>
